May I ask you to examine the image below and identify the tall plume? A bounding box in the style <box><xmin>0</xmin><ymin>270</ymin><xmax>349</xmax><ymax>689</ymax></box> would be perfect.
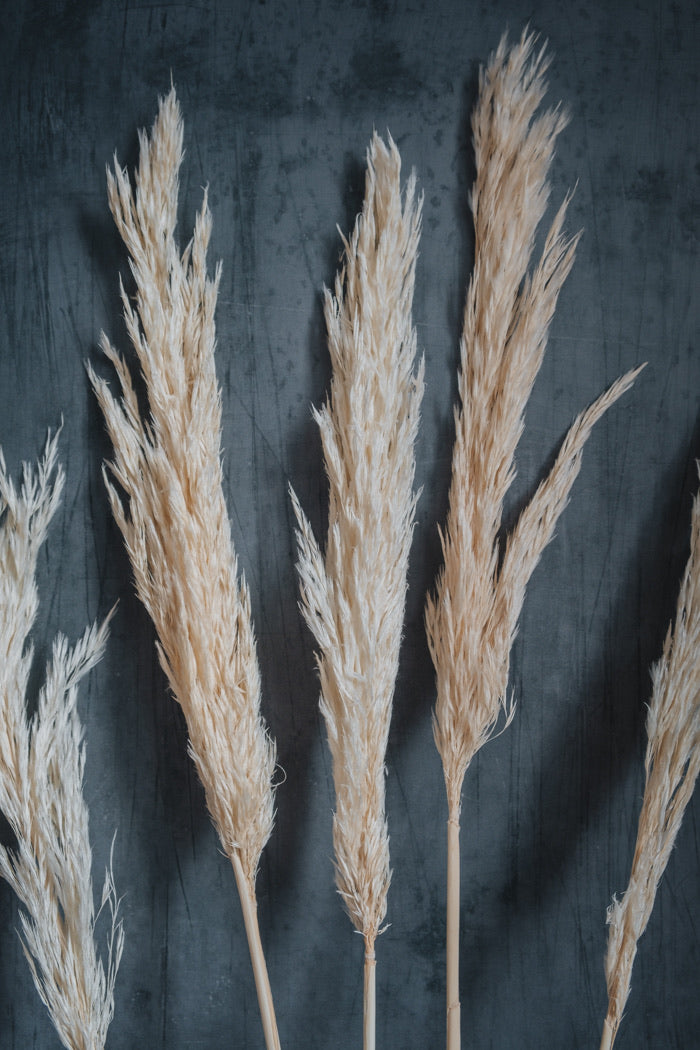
<box><xmin>88</xmin><ymin>90</ymin><xmax>280</xmax><ymax>1050</ymax></box>
<box><xmin>424</xmin><ymin>29</ymin><xmax>642</xmax><ymax>1050</ymax></box>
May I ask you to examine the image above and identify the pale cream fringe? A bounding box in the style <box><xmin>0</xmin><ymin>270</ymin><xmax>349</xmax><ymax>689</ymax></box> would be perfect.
<box><xmin>424</xmin><ymin>29</ymin><xmax>642</xmax><ymax>1050</ymax></box>
<box><xmin>0</xmin><ymin>433</ymin><xmax>123</xmax><ymax>1050</ymax></box>
<box><xmin>600</xmin><ymin>478</ymin><xmax>700</xmax><ymax>1050</ymax></box>
<box><xmin>89</xmin><ymin>90</ymin><xmax>279</xmax><ymax>1049</ymax></box>
<box><xmin>292</xmin><ymin>132</ymin><xmax>423</xmax><ymax>1048</ymax></box>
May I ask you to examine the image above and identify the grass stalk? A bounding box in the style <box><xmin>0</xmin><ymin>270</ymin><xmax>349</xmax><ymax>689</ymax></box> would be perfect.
<box><xmin>446</xmin><ymin>808</ymin><xmax>461</xmax><ymax>1050</ymax></box>
<box><xmin>231</xmin><ymin>852</ymin><xmax>281</xmax><ymax>1050</ymax></box>
<box><xmin>363</xmin><ymin>943</ymin><xmax>376</xmax><ymax>1050</ymax></box>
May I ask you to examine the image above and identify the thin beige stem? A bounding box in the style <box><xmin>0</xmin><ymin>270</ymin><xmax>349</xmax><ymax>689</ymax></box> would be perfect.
<box><xmin>599</xmin><ymin>1018</ymin><xmax>615</xmax><ymax>1050</ymax></box>
<box><xmin>447</xmin><ymin>806</ymin><xmax>461</xmax><ymax>1050</ymax></box>
<box><xmin>231</xmin><ymin>852</ymin><xmax>281</xmax><ymax>1050</ymax></box>
<box><xmin>363</xmin><ymin>940</ymin><xmax>376</xmax><ymax>1050</ymax></box>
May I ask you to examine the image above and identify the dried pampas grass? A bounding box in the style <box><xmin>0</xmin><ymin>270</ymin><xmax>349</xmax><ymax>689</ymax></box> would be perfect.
<box><xmin>292</xmin><ymin>132</ymin><xmax>423</xmax><ymax>1050</ymax></box>
<box><xmin>0</xmin><ymin>432</ymin><xmax>123</xmax><ymax>1050</ymax></box>
<box><xmin>600</xmin><ymin>478</ymin><xmax>700</xmax><ymax>1050</ymax></box>
<box><xmin>88</xmin><ymin>90</ymin><xmax>279</xmax><ymax>1049</ymax></box>
<box><xmin>424</xmin><ymin>30</ymin><xmax>641</xmax><ymax>1050</ymax></box>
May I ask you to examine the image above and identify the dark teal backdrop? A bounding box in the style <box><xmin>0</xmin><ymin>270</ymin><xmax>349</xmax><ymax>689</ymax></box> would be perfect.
<box><xmin>0</xmin><ymin>1</ymin><xmax>698</xmax><ymax>1047</ymax></box>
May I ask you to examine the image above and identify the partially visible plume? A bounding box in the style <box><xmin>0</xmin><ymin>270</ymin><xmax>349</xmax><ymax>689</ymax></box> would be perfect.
<box><xmin>0</xmin><ymin>432</ymin><xmax>122</xmax><ymax>1050</ymax></box>
<box><xmin>600</xmin><ymin>478</ymin><xmax>700</xmax><ymax>1050</ymax></box>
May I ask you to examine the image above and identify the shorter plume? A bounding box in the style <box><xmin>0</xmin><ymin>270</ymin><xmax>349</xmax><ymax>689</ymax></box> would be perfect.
<box><xmin>0</xmin><ymin>432</ymin><xmax>122</xmax><ymax>1050</ymax></box>
<box><xmin>292</xmin><ymin>131</ymin><xmax>423</xmax><ymax>1050</ymax></box>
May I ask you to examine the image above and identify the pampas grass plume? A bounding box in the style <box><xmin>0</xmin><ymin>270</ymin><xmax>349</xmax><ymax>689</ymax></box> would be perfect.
<box><xmin>88</xmin><ymin>89</ymin><xmax>280</xmax><ymax>1049</ymax></box>
<box><xmin>292</xmin><ymin>131</ymin><xmax>423</xmax><ymax>1050</ymax></box>
<box><xmin>0</xmin><ymin>432</ymin><xmax>123</xmax><ymax>1050</ymax></box>
<box><xmin>424</xmin><ymin>29</ymin><xmax>642</xmax><ymax>1050</ymax></box>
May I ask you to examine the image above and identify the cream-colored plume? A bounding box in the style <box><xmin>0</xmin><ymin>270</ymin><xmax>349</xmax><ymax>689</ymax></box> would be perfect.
<box><xmin>292</xmin><ymin>132</ymin><xmax>423</xmax><ymax>1050</ymax></box>
<box><xmin>0</xmin><ymin>433</ymin><xmax>123</xmax><ymax>1050</ymax></box>
<box><xmin>424</xmin><ymin>29</ymin><xmax>641</xmax><ymax>1050</ymax></box>
<box><xmin>88</xmin><ymin>89</ymin><xmax>279</xmax><ymax>1049</ymax></box>
<box><xmin>600</xmin><ymin>479</ymin><xmax>700</xmax><ymax>1050</ymax></box>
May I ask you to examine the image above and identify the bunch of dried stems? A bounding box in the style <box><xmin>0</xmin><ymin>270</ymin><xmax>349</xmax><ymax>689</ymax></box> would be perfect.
<box><xmin>7</xmin><ymin>29</ymin><xmax>675</xmax><ymax>1050</ymax></box>
<box><xmin>0</xmin><ymin>433</ymin><xmax>122</xmax><ymax>1050</ymax></box>
<box><xmin>292</xmin><ymin>132</ymin><xmax>423</xmax><ymax>1050</ymax></box>
<box><xmin>88</xmin><ymin>91</ymin><xmax>280</xmax><ymax>1050</ymax></box>
<box><xmin>423</xmin><ymin>30</ymin><xmax>642</xmax><ymax>1050</ymax></box>
<box><xmin>600</xmin><ymin>479</ymin><xmax>700</xmax><ymax>1050</ymax></box>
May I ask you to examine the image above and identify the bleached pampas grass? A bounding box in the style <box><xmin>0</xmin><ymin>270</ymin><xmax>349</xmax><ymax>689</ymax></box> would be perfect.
<box><xmin>292</xmin><ymin>132</ymin><xmax>423</xmax><ymax>1050</ymax></box>
<box><xmin>600</xmin><ymin>480</ymin><xmax>700</xmax><ymax>1050</ymax></box>
<box><xmin>88</xmin><ymin>90</ymin><xmax>279</xmax><ymax>1049</ymax></box>
<box><xmin>0</xmin><ymin>432</ymin><xmax>123</xmax><ymax>1050</ymax></box>
<box><xmin>423</xmin><ymin>30</ymin><xmax>642</xmax><ymax>1050</ymax></box>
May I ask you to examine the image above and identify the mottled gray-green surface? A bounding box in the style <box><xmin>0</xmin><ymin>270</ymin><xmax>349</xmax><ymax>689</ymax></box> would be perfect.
<box><xmin>0</xmin><ymin>1</ymin><xmax>698</xmax><ymax>1047</ymax></box>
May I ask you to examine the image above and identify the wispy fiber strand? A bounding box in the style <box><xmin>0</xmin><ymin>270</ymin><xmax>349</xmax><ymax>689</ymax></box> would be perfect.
<box><xmin>423</xmin><ymin>30</ymin><xmax>642</xmax><ymax>1050</ymax></box>
<box><xmin>0</xmin><ymin>433</ymin><xmax>123</xmax><ymax>1050</ymax></box>
<box><xmin>292</xmin><ymin>132</ymin><xmax>423</xmax><ymax>1050</ymax></box>
<box><xmin>88</xmin><ymin>90</ymin><xmax>280</xmax><ymax>1049</ymax></box>
<box><xmin>600</xmin><ymin>478</ymin><xmax>700</xmax><ymax>1050</ymax></box>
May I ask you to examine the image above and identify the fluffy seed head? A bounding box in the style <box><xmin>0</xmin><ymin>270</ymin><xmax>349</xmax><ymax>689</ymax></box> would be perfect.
<box><xmin>0</xmin><ymin>433</ymin><xmax>123</xmax><ymax>1050</ymax></box>
<box><xmin>89</xmin><ymin>89</ymin><xmax>276</xmax><ymax>889</ymax></box>
<box><xmin>292</xmin><ymin>132</ymin><xmax>423</xmax><ymax>948</ymax></box>
<box><xmin>425</xmin><ymin>29</ymin><xmax>641</xmax><ymax>812</ymax></box>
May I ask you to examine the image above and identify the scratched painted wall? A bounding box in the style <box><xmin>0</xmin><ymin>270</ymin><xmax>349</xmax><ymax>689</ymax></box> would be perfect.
<box><xmin>0</xmin><ymin>1</ymin><xmax>698</xmax><ymax>1048</ymax></box>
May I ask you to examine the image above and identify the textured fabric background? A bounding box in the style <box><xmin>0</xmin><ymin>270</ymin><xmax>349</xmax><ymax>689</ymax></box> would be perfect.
<box><xmin>0</xmin><ymin>1</ymin><xmax>698</xmax><ymax>1047</ymax></box>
